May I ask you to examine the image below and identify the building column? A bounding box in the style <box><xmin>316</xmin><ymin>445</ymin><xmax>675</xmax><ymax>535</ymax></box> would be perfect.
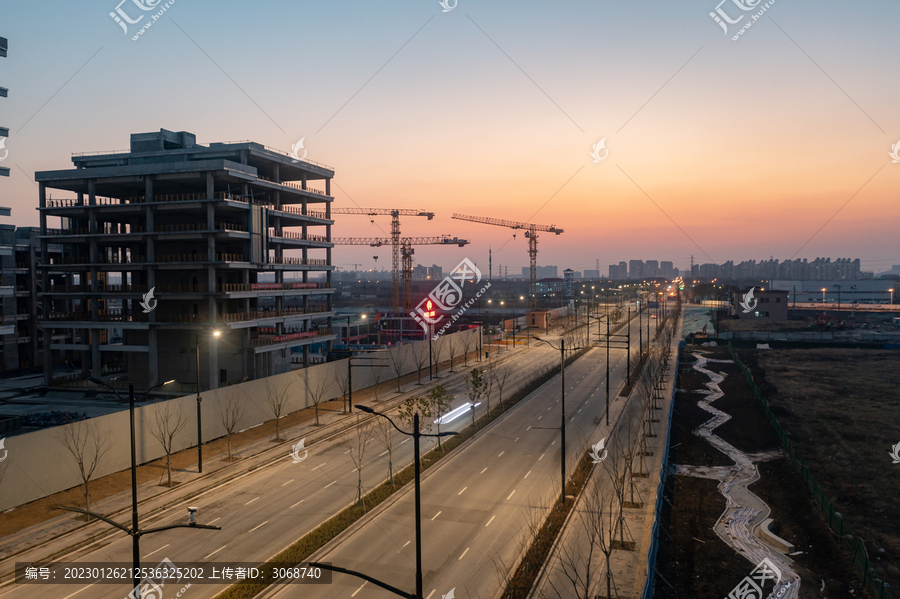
<box><xmin>148</xmin><ymin>327</ymin><xmax>158</xmax><ymax>386</ymax></box>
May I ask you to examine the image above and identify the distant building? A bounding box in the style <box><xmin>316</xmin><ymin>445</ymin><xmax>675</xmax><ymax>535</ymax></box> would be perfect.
<box><xmin>0</xmin><ymin>35</ymin><xmax>8</xmax><ymax>178</ymax></box>
<box><xmin>584</xmin><ymin>269</ymin><xmax>600</xmax><ymax>279</ymax></box>
<box><xmin>733</xmin><ymin>288</ymin><xmax>788</xmax><ymax>320</ymax></box>
<box><xmin>563</xmin><ymin>269</ymin><xmax>574</xmax><ymax>298</ymax></box>
<box><xmin>629</xmin><ymin>260</ymin><xmax>644</xmax><ymax>280</ymax></box>
<box><xmin>536</xmin><ymin>278</ymin><xmax>564</xmax><ymax>295</ymax></box>
<box><xmin>645</xmin><ymin>260</ymin><xmax>659</xmax><ymax>278</ymax></box>
<box><xmin>608</xmin><ymin>262</ymin><xmax>627</xmax><ymax>280</ymax></box>
<box><xmin>769</xmin><ymin>280</ymin><xmax>893</xmax><ymax>304</ymax></box>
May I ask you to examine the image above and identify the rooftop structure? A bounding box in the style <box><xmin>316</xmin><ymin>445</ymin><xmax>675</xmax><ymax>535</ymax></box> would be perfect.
<box><xmin>35</xmin><ymin>129</ymin><xmax>337</xmax><ymax>390</ymax></box>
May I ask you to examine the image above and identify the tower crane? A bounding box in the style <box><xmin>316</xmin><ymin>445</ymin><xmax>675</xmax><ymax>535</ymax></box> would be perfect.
<box><xmin>331</xmin><ymin>208</ymin><xmax>434</xmax><ymax>313</ymax></box>
<box><xmin>451</xmin><ymin>213</ymin><xmax>563</xmax><ymax>310</ymax></box>
<box><xmin>333</xmin><ymin>236</ymin><xmax>469</xmax><ymax>312</ymax></box>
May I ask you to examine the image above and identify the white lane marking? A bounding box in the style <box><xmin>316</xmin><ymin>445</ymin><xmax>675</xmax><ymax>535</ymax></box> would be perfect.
<box><xmin>244</xmin><ymin>497</ymin><xmax>260</xmax><ymax>506</ymax></box>
<box><xmin>312</xmin><ymin>463</ymin><xmax>326</xmax><ymax>470</ymax></box>
<box><xmin>514</xmin><ymin>437</ymin><xmax>519</xmax><ymax>442</ymax></box>
<box><xmin>204</xmin><ymin>545</ymin><xmax>227</xmax><ymax>559</ymax></box>
<box><xmin>537</xmin><ymin>415</ymin><xmax>542</xmax><ymax>420</ymax></box>
<box><xmin>480</xmin><ymin>467</ymin><xmax>488</xmax><ymax>474</ymax></box>
<box><xmin>400</xmin><ymin>439</ymin><xmax>409</xmax><ymax>444</ymax></box>
<box><xmin>281</xmin><ymin>479</ymin><xmax>294</xmax><ymax>486</ymax></box>
<box><xmin>432</xmin><ymin>511</ymin><xmax>442</xmax><ymax>521</ymax></box>
<box><xmin>539</xmin><ymin>453</ymin><xmax>545</xmax><ymax>460</ymax></box>
<box><xmin>143</xmin><ymin>543</ymin><xmax>170</xmax><ymax>558</ymax></box>
<box><xmin>551</xmin><ymin>440</ymin><xmax>556</xmax><ymax>445</ymax></box>
<box><xmin>547</xmin><ymin>407</ymin><xmax>551</xmax><ymax>411</ymax></box>
<box><xmin>379</xmin><ymin>450</ymin><xmax>389</xmax><ymax>457</ymax></box>
<box><xmin>498</xmin><ymin>451</ymin><xmax>504</xmax><ymax>457</ymax></box>
<box><xmin>458</xmin><ymin>487</ymin><xmax>467</xmax><ymax>496</ymax></box>
<box><xmin>398</xmin><ymin>540</ymin><xmax>411</xmax><ymax>553</ymax></box>
<box><xmin>291</xmin><ymin>499</ymin><xmax>305</xmax><ymax>508</ymax></box>
<box><xmin>325</xmin><ymin>481</ymin><xmax>337</xmax><ymax>488</ymax></box>
<box><xmin>208</xmin><ymin>517</ymin><xmax>220</xmax><ymax>525</ymax></box>
<box><xmin>507</xmin><ymin>490</ymin><xmax>516</xmax><ymax>500</ymax></box>
<box><xmin>577</xmin><ymin>408</ymin><xmax>582</xmax><ymax>413</ymax></box>
<box><xmin>63</xmin><ymin>584</ymin><xmax>96</xmax><ymax>599</ymax></box>
<box><xmin>344</xmin><ymin>449</ymin><xmax>351</xmax><ymax>454</ymax></box>
<box><xmin>249</xmin><ymin>520</ymin><xmax>268</xmax><ymax>533</ymax></box>
<box><xmin>458</xmin><ymin>547</ymin><xmax>470</xmax><ymax>560</ymax></box>
<box><xmin>425</xmin><ymin>590</ymin><xmax>436</xmax><ymax>599</ymax></box>
<box><xmin>524</xmin><ymin>470</ymin><xmax>531</xmax><ymax>479</ymax></box>
<box><xmin>485</xmin><ymin>515</ymin><xmax>495</xmax><ymax>527</ymax></box>
<box><xmin>351</xmin><ymin>581</ymin><xmax>368</xmax><ymax>597</ymax></box>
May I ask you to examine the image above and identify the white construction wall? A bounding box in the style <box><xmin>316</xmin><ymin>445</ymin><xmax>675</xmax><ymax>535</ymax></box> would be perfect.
<box><xmin>0</xmin><ymin>329</ymin><xmax>478</xmax><ymax>511</ymax></box>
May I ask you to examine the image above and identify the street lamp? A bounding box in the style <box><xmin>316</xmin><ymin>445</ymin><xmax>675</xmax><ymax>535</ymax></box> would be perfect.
<box><xmin>821</xmin><ymin>288</ymin><xmax>826</xmax><ymax>303</ymax></box>
<box><xmin>532</xmin><ymin>337</ymin><xmax>576</xmax><ymax>503</ymax></box>
<box><xmin>196</xmin><ymin>329</ymin><xmax>222</xmax><ymax>473</ymax></box>
<box><xmin>312</xmin><ymin>405</ymin><xmax>457</xmax><ymax>599</ymax></box>
<box><xmin>80</xmin><ymin>378</ymin><xmax>219</xmax><ymax>599</ymax></box>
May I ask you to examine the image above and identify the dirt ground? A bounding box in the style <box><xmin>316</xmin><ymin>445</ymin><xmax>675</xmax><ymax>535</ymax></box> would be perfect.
<box><xmin>741</xmin><ymin>347</ymin><xmax>900</xmax><ymax>589</ymax></box>
<box><xmin>656</xmin><ymin>347</ymin><xmax>862</xmax><ymax>598</ymax></box>
<box><xmin>0</xmin><ymin>350</ymin><xmax>479</xmax><ymax>540</ymax></box>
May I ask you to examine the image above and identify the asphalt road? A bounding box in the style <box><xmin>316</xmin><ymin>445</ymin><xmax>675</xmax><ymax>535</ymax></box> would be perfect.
<box><xmin>261</xmin><ymin>313</ymin><xmax>645</xmax><ymax>599</ymax></box>
<box><xmin>1</xmin><ymin>315</ymin><xmax>637</xmax><ymax>599</ymax></box>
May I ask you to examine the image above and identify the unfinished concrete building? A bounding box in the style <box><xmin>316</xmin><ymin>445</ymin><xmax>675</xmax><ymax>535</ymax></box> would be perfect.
<box><xmin>35</xmin><ymin>129</ymin><xmax>337</xmax><ymax>390</ymax></box>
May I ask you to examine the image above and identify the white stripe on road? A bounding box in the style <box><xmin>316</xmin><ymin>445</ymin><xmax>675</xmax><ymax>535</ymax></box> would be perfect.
<box><xmin>425</xmin><ymin>590</ymin><xmax>436</xmax><ymax>599</ymax></box>
<box><xmin>498</xmin><ymin>451</ymin><xmax>504</xmax><ymax>457</ymax></box>
<box><xmin>539</xmin><ymin>453</ymin><xmax>545</xmax><ymax>460</ymax></box>
<box><xmin>312</xmin><ymin>463</ymin><xmax>326</xmax><ymax>470</ymax></box>
<box><xmin>204</xmin><ymin>545</ymin><xmax>227</xmax><ymax>559</ymax></box>
<box><xmin>485</xmin><ymin>515</ymin><xmax>495</xmax><ymax>527</ymax></box>
<box><xmin>291</xmin><ymin>499</ymin><xmax>305</xmax><ymax>508</ymax></box>
<box><xmin>245</xmin><ymin>497</ymin><xmax>260</xmax><ymax>506</ymax></box>
<box><xmin>351</xmin><ymin>581</ymin><xmax>367</xmax><ymax>597</ymax></box>
<box><xmin>458</xmin><ymin>487</ymin><xmax>467</xmax><ymax>496</ymax></box>
<box><xmin>282</xmin><ymin>479</ymin><xmax>294</xmax><ymax>486</ymax></box>
<box><xmin>143</xmin><ymin>543</ymin><xmax>169</xmax><ymax>558</ymax></box>
<box><xmin>524</xmin><ymin>471</ymin><xmax>531</xmax><ymax>479</ymax></box>
<box><xmin>458</xmin><ymin>547</ymin><xmax>470</xmax><ymax>560</ymax></box>
<box><xmin>325</xmin><ymin>481</ymin><xmax>337</xmax><ymax>488</ymax></box>
<box><xmin>248</xmin><ymin>521</ymin><xmax>268</xmax><ymax>533</ymax></box>
<box><xmin>507</xmin><ymin>490</ymin><xmax>516</xmax><ymax>500</ymax></box>
<box><xmin>379</xmin><ymin>450</ymin><xmax>389</xmax><ymax>457</ymax></box>
<box><xmin>480</xmin><ymin>467</ymin><xmax>488</xmax><ymax>474</ymax></box>
<box><xmin>208</xmin><ymin>518</ymin><xmax>220</xmax><ymax>525</ymax></box>
<box><xmin>431</xmin><ymin>511</ymin><xmax>441</xmax><ymax>520</ymax></box>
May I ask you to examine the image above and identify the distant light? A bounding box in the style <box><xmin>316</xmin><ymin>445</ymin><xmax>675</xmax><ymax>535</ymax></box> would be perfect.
<box><xmin>213</xmin><ymin>330</ymin><xmax>222</xmax><ymax>337</ymax></box>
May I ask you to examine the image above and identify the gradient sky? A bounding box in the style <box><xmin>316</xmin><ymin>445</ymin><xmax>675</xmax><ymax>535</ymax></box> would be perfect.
<box><xmin>2</xmin><ymin>0</ymin><xmax>899</xmax><ymax>275</ymax></box>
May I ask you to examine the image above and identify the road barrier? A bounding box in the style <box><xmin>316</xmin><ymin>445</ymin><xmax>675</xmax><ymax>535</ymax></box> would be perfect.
<box><xmin>727</xmin><ymin>342</ymin><xmax>894</xmax><ymax>599</ymax></box>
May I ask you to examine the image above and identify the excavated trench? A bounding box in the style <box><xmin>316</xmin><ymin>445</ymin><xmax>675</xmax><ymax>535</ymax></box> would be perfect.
<box><xmin>673</xmin><ymin>351</ymin><xmax>799</xmax><ymax>598</ymax></box>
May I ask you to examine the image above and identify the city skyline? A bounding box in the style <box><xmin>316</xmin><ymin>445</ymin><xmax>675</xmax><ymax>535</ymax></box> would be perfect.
<box><xmin>0</xmin><ymin>2</ymin><xmax>898</xmax><ymax>274</ymax></box>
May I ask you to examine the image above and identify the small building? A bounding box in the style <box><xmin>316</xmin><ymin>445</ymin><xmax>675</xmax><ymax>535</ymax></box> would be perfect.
<box><xmin>527</xmin><ymin>310</ymin><xmax>552</xmax><ymax>331</ymax></box>
<box><xmin>733</xmin><ymin>288</ymin><xmax>788</xmax><ymax>320</ymax></box>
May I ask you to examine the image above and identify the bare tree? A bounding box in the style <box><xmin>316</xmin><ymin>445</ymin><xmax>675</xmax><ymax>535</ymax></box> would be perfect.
<box><xmin>446</xmin><ymin>334</ymin><xmax>458</xmax><ymax>373</ymax></box>
<box><xmin>388</xmin><ymin>344</ymin><xmax>407</xmax><ymax>392</ymax></box>
<box><xmin>398</xmin><ymin>395</ymin><xmax>434</xmax><ymax>465</ymax></box>
<box><xmin>372</xmin><ymin>360</ymin><xmax>384</xmax><ymax>402</ymax></box>
<box><xmin>333</xmin><ymin>363</ymin><xmax>350</xmax><ymax>413</ymax></box>
<box><xmin>215</xmin><ymin>389</ymin><xmax>245</xmax><ymax>461</ymax></box>
<box><xmin>461</xmin><ymin>330</ymin><xmax>473</xmax><ymax>367</ymax></box>
<box><xmin>300</xmin><ymin>368</ymin><xmax>331</xmax><ymax>426</ymax></box>
<box><xmin>483</xmin><ymin>353</ymin><xmax>496</xmax><ymax>413</ymax></box>
<box><xmin>412</xmin><ymin>340</ymin><xmax>429</xmax><ymax>384</ymax></box>
<box><xmin>492</xmin><ymin>360</ymin><xmax>513</xmax><ymax>410</ymax></box>
<box><xmin>263</xmin><ymin>378</ymin><xmax>293</xmax><ymax>441</ymax></box>
<box><xmin>428</xmin><ymin>385</ymin><xmax>453</xmax><ymax>451</ymax></box>
<box><xmin>465</xmin><ymin>368</ymin><xmax>487</xmax><ymax>427</ymax></box>
<box><xmin>148</xmin><ymin>401</ymin><xmax>188</xmax><ymax>487</ymax></box>
<box><xmin>602</xmin><ymin>438</ymin><xmax>635</xmax><ymax>552</ymax></box>
<box><xmin>544</xmin><ymin>473</ymin><xmax>616</xmax><ymax>599</ymax></box>
<box><xmin>346</xmin><ymin>414</ymin><xmax>374</xmax><ymax>510</ymax></box>
<box><xmin>373</xmin><ymin>414</ymin><xmax>396</xmax><ymax>488</ymax></box>
<box><xmin>56</xmin><ymin>420</ymin><xmax>113</xmax><ymax>511</ymax></box>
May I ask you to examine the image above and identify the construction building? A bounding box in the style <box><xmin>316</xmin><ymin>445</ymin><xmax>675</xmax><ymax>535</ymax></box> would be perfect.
<box><xmin>35</xmin><ymin>129</ymin><xmax>337</xmax><ymax>390</ymax></box>
<box><xmin>0</xmin><ymin>34</ymin><xmax>7</xmax><ymax>178</ymax></box>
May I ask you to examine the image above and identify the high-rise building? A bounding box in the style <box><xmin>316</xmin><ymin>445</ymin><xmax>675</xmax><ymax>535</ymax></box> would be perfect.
<box><xmin>35</xmin><ymin>129</ymin><xmax>337</xmax><ymax>389</ymax></box>
<box><xmin>563</xmin><ymin>268</ymin><xmax>575</xmax><ymax>298</ymax></box>
<box><xmin>584</xmin><ymin>269</ymin><xmax>600</xmax><ymax>279</ymax></box>
<box><xmin>0</xmin><ymin>35</ymin><xmax>8</xmax><ymax>178</ymax></box>
<box><xmin>629</xmin><ymin>260</ymin><xmax>644</xmax><ymax>280</ymax></box>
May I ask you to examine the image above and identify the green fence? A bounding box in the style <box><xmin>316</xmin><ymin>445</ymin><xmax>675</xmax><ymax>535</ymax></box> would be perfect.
<box><xmin>727</xmin><ymin>342</ymin><xmax>894</xmax><ymax>599</ymax></box>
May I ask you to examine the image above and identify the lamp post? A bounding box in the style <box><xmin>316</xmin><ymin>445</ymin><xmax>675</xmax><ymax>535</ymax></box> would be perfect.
<box><xmin>313</xmin><ymin>406</ymin><xmax>456</xmax><ymax>599</ymax></box>
<box><xmin>196</xmin><ymin>329</ymin><xmax>221</xmax><ymax>473</ymax></box>
<box><xmin>821</xmin><ymin>288</ymin><xmax>826</xmax><ymax>303</ymax></box>
<box><xmin>500</xmin><ymin>300</ymin><xmax>506</xmax><ymax>350</ymax></box>
<box><xmin>833</xmin><ymin>284</ymin><xmax>842</xmax><ymax>311</ymax></box>
<box><xmin>81</xmin><ymin>378</ymin><xmax>219</xmax><ymax>599</ymax></box>
<box><xmin>532</xmin><ymin>337</ymin><xmax>572</xmax><ymax>503</ymax></box>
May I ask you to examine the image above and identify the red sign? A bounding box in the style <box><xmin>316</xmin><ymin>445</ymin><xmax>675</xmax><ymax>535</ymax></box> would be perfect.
<box><xmin>251</xmin><ymin>283</ymin><xmax>283</xmax><ymax>290</ymax></box>
<box><xmin>290</xmin><ymin>283</ymin><xmax>318</xmax><ymax>289</ymax></box>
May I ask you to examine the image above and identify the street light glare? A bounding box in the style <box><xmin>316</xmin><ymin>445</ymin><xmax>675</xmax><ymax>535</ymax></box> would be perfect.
<box><xmin>163</xmin><ymin>379</ymin><xmax>176</xmax><ymax>385</ymax></box>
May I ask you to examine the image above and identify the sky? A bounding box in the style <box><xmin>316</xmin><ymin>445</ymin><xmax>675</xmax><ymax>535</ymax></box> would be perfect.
<box><xmin>2</xmin><ymin>0</ymin><xmax>899</xmax><ymax>275</ymax></box>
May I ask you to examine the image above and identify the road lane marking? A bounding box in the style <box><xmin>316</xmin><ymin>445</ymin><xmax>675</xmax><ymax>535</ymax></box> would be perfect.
<box><xmin>480</xmin><ymin>467</ymin><xmax>488</xmax><ymax>474</ymax></box>
<box><xmin>425</xmin><ymin>591</ymin><xmax>436</xmax><ymax>599</ymax></box>
<box><xmin>507</xmin><ymin>490</ymin><xmax>516</xmax><ymax>500</ymax></box>
<box><xmin>312</xmin><ymin>463</ymin><xmax>326</xmax><ymax>470</ymax></box>
<box><xmin>537</xmin><ymin>416</ymin><xmax>542</xmax><ymax>420</ymax></box>
<box><xmin>400</xmin><ymin>439</ymin><xmax>409</xmax><ymax>444</ymax></box>
<box><xmin>63</xmin><ymin>584</ymin><xmax>96</xmax><ymax>599</ymax></box>
<box><xmin>514</xmin><ymin>437</ymin><xmax>519</xmax><ymax>442</ymax></box>
<box><xmin>547</xmin><ymin>407</ymin><xmax>551</xmax><ymax>411</ymax></box>
<box><xmin>249</xmin><ymin>521</ymin><xmax>268</xmax><ymax>533</ymax></box>
<box><xmin>291</xmin><ymin>499</ymin><xmax>305</xmax><ymax>508</ymax></box>
<box><xmin>498</xmin><ymin>451</ymin><xmax>504</xmax><ymax>457</ymax></box>
<box><xmin>398</xmin><ymin>540</ymin><xmax>411</xmax><ymax>553</ymax></box>
<box><xmin>351</xmin><ymin>581</ymin><xmax>368</xmax><ymax>597</ymax></box>
<box><xmin>552</xmin><ymin>440</ymin><xmax>556</xmax><ymax>445</ymax></box>
<box><xmin>458</xmin><ymin>487</ymin><xmax>467</xmax><ymax>495</ymax></box>
<box><xmin>458</xmin><ymin>547</ymin><xmax>470</xmax><ymax>560</ymax></box>
<box><xmin>379</xmin><ymin>450</ymin><xmax>389</xmax><ymax>457</ymax></box>
<box><xmin>344</xmin><ymin>450</ymin><xmax>351</xmax><ymax>454</ymax></box>
<box><xmin>244</xmin><ymin>497</ymin><xmax>260</xmax><ymax>506</ymax></box>
<box><xmin>431</xmin><ymin>511</ymin><xmax>442</xmax><ymax>520</ymax></box>
<box><xmin>325</xmin><ymin>481</ymin><xmax>337</xmax><ymax>488</ymax></box>
<box><xmin>485</xmin><ymin>515</ymin><xmax>495</xmax><ymax>527</ymax></box>
<box><xmin>281</xmin><ymin>479</ymin><xmax>294</xmax><ymax>486</ymax></box>
<box><xmin>539</xmin><ymin>453</ymin><xmax>545</xmax><ymax>460</ymax></box>
<box><xmin>204</xmin><ymin>545</ymin><xmax>227</xmax><ymax>559</ymax></box>
<box><xmin>143</xmin><ymin>543</ymin><xmax>169</xmax><ymax>558</ymax></box>
<box><xmin>524</xmin><ymin>470</ymin><xmax>531</xmax><ymax>479</ymax></box>
<box><xmin>208</xmin><ymin>517</ymin><xmax>220</xmax><ymax>525</ymax></box>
